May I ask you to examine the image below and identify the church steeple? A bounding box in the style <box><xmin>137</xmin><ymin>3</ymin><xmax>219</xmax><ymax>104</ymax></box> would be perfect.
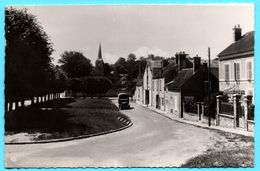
<box><xmin>98</xmin><ymin>43</ymin><xmax>102</xmax><ymax>59</ymax></box>
<box><xmin>95</xmin><ymin>42</ymin><xmax>104</xmax><ymax>76</ymax></box>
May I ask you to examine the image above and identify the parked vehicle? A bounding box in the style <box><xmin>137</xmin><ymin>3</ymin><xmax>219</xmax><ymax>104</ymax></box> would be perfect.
<box><xmin>118</xmin><ymin>93</ymin><xmax>130</xmax><ymax>110</ymax></box>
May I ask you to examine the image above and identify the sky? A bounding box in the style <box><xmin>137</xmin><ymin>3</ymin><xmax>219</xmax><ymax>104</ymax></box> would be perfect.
<box><xmin>14</xmin><ymin>4</ymin><xmax>254</xmax><ymax>65</ymax></box>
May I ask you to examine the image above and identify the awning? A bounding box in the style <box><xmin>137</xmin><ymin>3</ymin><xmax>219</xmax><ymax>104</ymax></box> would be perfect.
<box><xmin>222</xmin><ymin>85</ymin><xmax>245</xmax><ymax>95</ymax></box>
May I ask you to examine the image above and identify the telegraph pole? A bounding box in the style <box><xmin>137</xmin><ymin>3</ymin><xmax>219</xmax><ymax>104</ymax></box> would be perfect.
<box><xmin>208</xmin><ymin>47</ymin><xmax>211</xmax><ymax>126</ymax></box>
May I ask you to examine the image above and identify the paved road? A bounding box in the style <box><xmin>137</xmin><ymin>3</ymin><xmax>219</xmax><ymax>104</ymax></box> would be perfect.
<box><xmin>5</xmin><ymin>99</ymin><xmax>216</xmax><ymax>168</ymax></box>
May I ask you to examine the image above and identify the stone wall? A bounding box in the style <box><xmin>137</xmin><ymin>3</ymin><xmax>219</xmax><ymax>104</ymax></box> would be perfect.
<box><xmin>247</xmin><ymin>120</ymin><xmax>254</xmax><ymax>132</ymax></box>
<box><xmin>183</xmin><ymin>112</ymin><xmax>198</xmax><ymax>121</ymax></box>
<box><xmin>218</xmin><ymin>114</ymin><xmax>235</xmax><ymax>128</ymax></box>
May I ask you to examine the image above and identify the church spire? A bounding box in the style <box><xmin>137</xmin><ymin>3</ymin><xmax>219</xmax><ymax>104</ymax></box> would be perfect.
<box><xmin>98</xmin><ymin>43</ymin><xmax>102</xmax><ymax>59</ymax></box>
<box><xmin>95</xmin><ymin>42</ymin><xmax>104</xmax><ymax>76</ymax></box>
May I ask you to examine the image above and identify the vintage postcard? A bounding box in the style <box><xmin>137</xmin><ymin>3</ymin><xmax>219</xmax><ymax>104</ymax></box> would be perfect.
<box><xmin>4</xmin><ymin>4</ymin><xmax>254</xmax><ymax>168</ymax></box>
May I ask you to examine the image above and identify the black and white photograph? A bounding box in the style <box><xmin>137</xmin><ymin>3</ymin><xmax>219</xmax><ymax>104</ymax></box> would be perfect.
<box><xmin>4</xmin><ymin>4</ymin><xmax>254</xmax><ymax>168</ymax></box>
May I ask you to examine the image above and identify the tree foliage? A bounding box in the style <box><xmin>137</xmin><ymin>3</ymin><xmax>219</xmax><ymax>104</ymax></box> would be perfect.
<box><xmin>59</xmin><ymin>51</ymin><xmax>93</xmax><ymax>78</ymax></box>
<box><xmin>69</xmin><ymin>77</ymin><xmax>111</xmax><ymax>97</ymax></box>
<box><xmin>5</xmin><ymin>7</ymin><xmax>57</xmax><ymax>102</ymax></box>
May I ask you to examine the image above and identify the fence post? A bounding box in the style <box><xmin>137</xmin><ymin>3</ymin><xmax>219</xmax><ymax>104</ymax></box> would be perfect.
<box><xmin>216</xmin><ymin>95</ymin><xmax>222</xmax><ymax>126</ymax></box>
<box><xmin>9</xmin><ymin>101</ymin><xmax>13</xmax><ymax>111</ymax></box>
<box><xmin>243</xmin><ymin>95</ymin><xmax>248</xmax><ymax>131</ymax></box>
<box><xmin>233</xmin><ymin>94</ymin><xmax>237</xmax><ymax>128</ymax></box>
<box><xmin>245</xmin><ymin>95</ymin><xmax>253</xmax><ymax>131</ymax></box>
<box><xmin>201</xmin><ymin>102</ymin><xmax>205</xmax><ymax>121</ymax></box>
<box><xmin>197</xmin><ymin>102</ymin><xmax>201</xmax><ymax>120</ymax></box>
<box><xmin>233</xmin><ymin>94</ymin><xmax>241</xmax><ymax>128</ymax></box>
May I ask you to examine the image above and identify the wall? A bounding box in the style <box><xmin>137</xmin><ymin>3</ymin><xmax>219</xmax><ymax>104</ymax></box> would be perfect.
<box><xmin>218</xmin><ymin>114</ymin><xmax>235</xmax><ymax>128</ymax></box>
<box><xmin>152</xmin><ymin>79</ymin><xmax>159</xmax><ymax>108</ymax></box>
<box><xmin>183</xmin><ymin>112</ymin><xmax>198</xmax><ymax>121</ymax></box>
<box><xmin>247</xmin><ymin>120</ymin><xmax>254</xmax><ymax>132</ymax></box>
<box><xmin>167</xmin><ymin>91</ymin><xmax>181</xmax><ymax>118</ymax></box>
<box><xmin>135</xmin><ymin>86</ymin><xmax>143</xmax><ymax>103</ymax></box>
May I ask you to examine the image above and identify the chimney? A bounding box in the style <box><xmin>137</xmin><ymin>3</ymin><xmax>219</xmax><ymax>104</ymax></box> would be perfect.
<box><xmin>233</xmin><ymin>24</ymin><xmax>242</xmax><ymax>42</ymax></box>
<box><xmin>203</xmin><ymin>62</ymin><xmax>207</xmax><ymax>68</ymax></box>
<box><xmin>178</xmin><ymin>51</ymin><xmax>187</xmax><ymax>71</ymax></box>
<box><xmin>193</xmin><ymin>55</ymin><xmax>201</xmax><ymax>73</ymax></box>
<box><xmin>175</xmin><ymin>52</ymin><xmax>179</xmax><ymax>65</ymax></box>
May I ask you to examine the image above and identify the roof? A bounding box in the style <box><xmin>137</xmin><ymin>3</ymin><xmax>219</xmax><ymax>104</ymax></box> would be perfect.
<box><xmin>152</xmin><ymin>68</ymin><xmax>163</xmax><ymax>79</ymax></box>
<box><xmin>135</xmin><ymin>78</ymin><xmax>143</xmax><ymax>86</ymax></box>
<box><xmin>218</xmin><ymin>31</ymin><xmax>254</xmax><ymax>57</ymax></box>
<box><xmin>162</xmin><ymin>62</ymin><xmax>179</xmax><ymax>83</ymax></box>
<box><xmin>166</xmin><ymin>68</ymin><xmax>194</xmax><ymax>91</ymax></box>
<box><xmin>210</xmin><ymin>68</ymin><xmax>219</xmax><ymax>79</ymax></box>
<box><xmin>222</xmin><ymin>84</ymin><xmax>245</xmax><ymax>95</ymax></box>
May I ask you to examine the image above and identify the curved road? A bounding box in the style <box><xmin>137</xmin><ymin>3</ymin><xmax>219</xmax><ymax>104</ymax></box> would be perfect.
<box><xmin>5</xmin><ymin>99</ymin><xmax>217</xmax><ymax>168</ymax></box>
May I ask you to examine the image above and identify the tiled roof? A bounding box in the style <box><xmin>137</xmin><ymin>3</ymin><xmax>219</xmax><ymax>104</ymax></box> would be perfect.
<box><xmin>166</xmin><ymin>68</ymin><xmax>194</xmax><ymax>91</ymax></box>
<box><xmin>218</xmin><ymin>31</ymin><xmax>254</xmax><ymax>57</ymax></box>
<box><xmin>162</xmin><ymin>62</ymin><xmax>179</xmax><ymax>83</ymax></box>
<box><xmin>152</xmin><ymin>68</ymin><xmax>163</xmax><ymax>79</ymax></box>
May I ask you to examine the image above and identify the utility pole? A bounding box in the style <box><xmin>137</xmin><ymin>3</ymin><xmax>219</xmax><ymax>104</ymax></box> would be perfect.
<box><xmin>208</xmin><ymin>47</ymin><xmax>211</xmax><ymax>126</ymax></box>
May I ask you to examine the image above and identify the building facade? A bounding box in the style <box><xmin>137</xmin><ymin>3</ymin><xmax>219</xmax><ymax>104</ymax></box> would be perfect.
<box><xmin>142</xmin><ymin>60</ymin><xmax>163</xmax><ymax>106</ymax></box>
<box><xmin>134</xmin><ymin>52</ymin><xmax>219</xmax><ymax>118</ymax></box>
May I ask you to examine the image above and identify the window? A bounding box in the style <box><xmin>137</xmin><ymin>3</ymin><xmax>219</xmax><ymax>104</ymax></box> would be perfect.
<box><xmin>234</xmin><ymin>63</ymin><xmax>240</xmax><ymax>81</ymax></box>
<box><xmin>161</xmin><ymin>98</ymin><xmax>164</xmax><ymax>106</ymax></box>
<box><xmin>247</xmin><ymin>61</ymin><xmax>252</xmax><ymax>81</ymax></box>
<box><xmin>224</xmin><ymin>64</ymin><xmax>230</xmax><ymax>81</ymax></box>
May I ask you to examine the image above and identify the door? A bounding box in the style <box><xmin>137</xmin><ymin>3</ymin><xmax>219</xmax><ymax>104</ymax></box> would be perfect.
<box><xmin>156</xmin><ymin>95</ymin><xmax>160</xmax><ymax>109</ymax></box>
<box><xmin>145</xmin><ymin>90</ymin><xmax>149</xmax><ymax>105</ymax></box>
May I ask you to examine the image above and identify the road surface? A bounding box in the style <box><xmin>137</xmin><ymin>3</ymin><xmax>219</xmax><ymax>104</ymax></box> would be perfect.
<box><xmin>5</xmin><ymin>99</ymin><xmax>217</xmax><ymax>168</ymax></box>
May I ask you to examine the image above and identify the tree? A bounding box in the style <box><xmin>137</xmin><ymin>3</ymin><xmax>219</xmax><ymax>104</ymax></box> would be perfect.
<box><xmin>80</xmin><ymin>77</ymin><xmax>111</xmax><ymax>97</ymax></box>
<box><xmin>68</xmin><ymin>78</ymin><xmax>81</xmax><ymax>97</ymax></box>
<box><xmin>127</xmin><ymin>53</ymin><xmax>136</xmax><ymax>61</ymax></box>
<box><xmin>104</xmin><ymin>63</ymin><xmax>112</xmax><ymax>77</ymax></box>
<box><xmin>5</xmin><ymin>7</ymin><xmax>54</xmax><ymax>109</ymax></box>
<box><xmin>58</xmin><ymin>51</ymin><xmax>93</xmax><ymax>78</ymax></box>
<box><xmin>113</xmin><ymin>57</ymin><xmax>127</xmax><ymax>78</ymax></box>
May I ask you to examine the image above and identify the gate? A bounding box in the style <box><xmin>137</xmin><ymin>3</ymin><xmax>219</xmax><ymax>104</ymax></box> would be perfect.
<box><xmin>220</xmin><ymin>102</ymin><xmax>233</xmax><ymax>116</ymax></box>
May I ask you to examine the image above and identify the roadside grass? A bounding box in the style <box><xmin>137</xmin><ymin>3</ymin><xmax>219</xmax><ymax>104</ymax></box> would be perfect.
<box><xmin>182</xmin><ymin>129</ymin><xmax>254</xmax><ymax>167</ymax></box>
<box><xmin>5</xmin><ymin>98</ymin><xmax>130</xmax><ymax>141</ymax></box>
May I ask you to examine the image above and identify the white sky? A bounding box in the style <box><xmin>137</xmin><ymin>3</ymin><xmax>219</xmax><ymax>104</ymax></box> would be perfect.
<box><xmin>14</xmin><ymin>4</ymin><xmax>254</xmax><ymax>65</ymax></box>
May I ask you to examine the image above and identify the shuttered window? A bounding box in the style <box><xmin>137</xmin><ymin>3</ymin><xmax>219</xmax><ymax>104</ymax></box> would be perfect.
<box><xmin>234</xmin><ymin>63</ymin><xmax>240</xmax><ymax>81</ymax></box>
<box><xmin>224</xmin><ymin>64</ymin><xmax>229</xmax><ymax>81</ymax></box>
<box><xmin>247</xmin><ymin>62</ymin><xmax>252</xmax><ymax>80</ymax></box>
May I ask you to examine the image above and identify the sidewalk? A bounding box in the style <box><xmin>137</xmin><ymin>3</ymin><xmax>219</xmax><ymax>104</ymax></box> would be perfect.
<box><xmin>137</xmin><ymin>103</ymin><xmax>254</xmax><ymax>137</ymax></box>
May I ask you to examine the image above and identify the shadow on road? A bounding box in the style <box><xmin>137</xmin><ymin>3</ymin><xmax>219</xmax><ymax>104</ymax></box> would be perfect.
<box><xmin>120</xmin><ymin>107</ymin><xmax>134</xmax><ymax>111</ymax></box>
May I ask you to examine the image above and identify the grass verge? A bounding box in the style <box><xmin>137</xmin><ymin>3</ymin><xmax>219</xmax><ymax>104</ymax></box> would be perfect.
<box><xmin>5</xmin><ymin>98</ymin><xmax>130</xmax><ymax>141</ymax></box>
<box><xmin>181</xmin><ymin>129</ymin><xmax>254</xmax><ymax>167</ymax></box>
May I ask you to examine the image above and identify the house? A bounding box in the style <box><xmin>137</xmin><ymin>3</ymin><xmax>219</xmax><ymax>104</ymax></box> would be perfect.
<box><xmin>215</xmin><ymin>25</ymin><xmax>254</xmax><ymax>131</ymax></box>
<box><xmin>165</xmin><ymin>55</ymin><xmax>219</xmax><ymax>118</ymax></box>
<box><xmin>134</xmin><ymin>51</ymin><xmax>219</xmax><ymax>119</ymax></box>
<box><xmin>142</xmin><ymin>60</ymin><xmax>163</xmax><ymax>107</ymax></box>
<box><xmin>218</xmin><ymin>25</ymin><xmax>254</xmax><ymax>100</ymax></box>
